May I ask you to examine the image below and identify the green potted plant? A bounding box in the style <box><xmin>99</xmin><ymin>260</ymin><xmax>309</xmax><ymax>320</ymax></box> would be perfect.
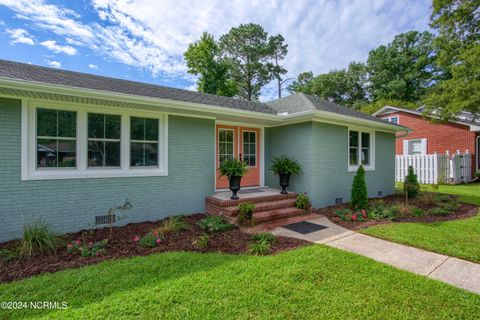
<box><xmin>218</xmin><ymin>158</ymin><xmax>248</xmax><ymax>200</ymax></box>
<box><xmin>270</xmin><ymin>155</ymin><xmax>302</xmax><ymax>194</ymax></box>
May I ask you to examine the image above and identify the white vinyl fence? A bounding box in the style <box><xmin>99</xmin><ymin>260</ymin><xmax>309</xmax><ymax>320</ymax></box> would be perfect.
<box><xmin>395</xmin><ymin>151</ymin><xmax>472</xmax><ymax>184</ymax></box>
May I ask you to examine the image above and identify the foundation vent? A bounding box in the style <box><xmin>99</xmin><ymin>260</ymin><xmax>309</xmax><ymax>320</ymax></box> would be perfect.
<box><xmin>377</xmin><ymin>191</ymin><xmax>383</xmax><ymax>197</ymax></box>
<box><xmin>335</xmin><ymin>197</ymin><xmax>343</xmax><ymax>204</ymax></box>
<box><xmin>95</xmin><ymin>214</ymin><xmax>115</xmax><ymax>225</ymax></box>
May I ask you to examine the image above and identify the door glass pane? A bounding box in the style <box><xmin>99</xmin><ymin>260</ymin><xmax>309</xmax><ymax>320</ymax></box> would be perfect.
<box><xmin>218</xmin><ymin>129</ymin><xmax>234</xmax><ymax>164</ymax></box>
<box><xmin>242</xmin><ymin>131</ymin><xmax>256</xmax><ymax>166</ymax></box>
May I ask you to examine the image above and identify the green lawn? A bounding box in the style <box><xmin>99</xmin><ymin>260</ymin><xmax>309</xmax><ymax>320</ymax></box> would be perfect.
<box><xmin>364</xmin><ymin>183</ymin><xmax>480</xmax><ymax>262</ymax></box>
<box><xmin>1</xmin><ymin>246</ymin><xmax>479</xmax><ymax>319</ymax></box>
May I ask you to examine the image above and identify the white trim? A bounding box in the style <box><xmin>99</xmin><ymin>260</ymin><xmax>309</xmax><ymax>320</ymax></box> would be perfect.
<box><xmin>22</xmin><ymin>99</ymin><xmax>168</xmax><ymax>180</ymax></box>
<box><xmin>260</xmin><ymin>127</ymin><xmax>265</xmax><ymax>187</ymax></box>
<box><xmin>347</xmin><ymin>127</ymin><xmax>375</xmax><ymax>172</ymax></box>
<box><xmin>476</xmin><ymin>135</ymin><xmax>480</xmax><ymax>171</ymax></box>
<box><xmin>383</xmin><ymin>115</ymin><xmax>400</xmax><ymax>125</ymax></box>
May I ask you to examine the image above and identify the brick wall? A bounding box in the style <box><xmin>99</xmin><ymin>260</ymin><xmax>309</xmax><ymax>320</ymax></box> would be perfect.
<box><xmin>381</xmin><ymin>111</ymin><xmax>479</xmax><ymax>175</ymax></box>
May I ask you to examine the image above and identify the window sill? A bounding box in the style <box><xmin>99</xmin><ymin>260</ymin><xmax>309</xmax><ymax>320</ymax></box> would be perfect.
<box><xmin>22</xmin><ymin>168</ymin><xmax>168</xmax><ymax>181</ymax></box>
<box><xmin>348</xmin><ymin>165</ymin><xmax>375</xmax><ymax>172</ymax></box>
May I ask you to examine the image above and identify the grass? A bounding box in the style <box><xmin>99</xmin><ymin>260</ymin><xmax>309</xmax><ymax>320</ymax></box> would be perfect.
<box><xmin>1</xmin><ymin>245</ymin><xmax>479</xmax><ymax>319</ymax></box>
<box><xmin>364</xmin><ymin>183</ymin><xmax>480</xmax><ymax>262</ymax></box>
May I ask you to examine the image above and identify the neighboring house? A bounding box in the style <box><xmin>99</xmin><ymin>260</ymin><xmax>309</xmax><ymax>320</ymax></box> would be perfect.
<box><xmin>373</xmin><ymin>106</ymin><xmax>480</xmax><ymax>175</ymax></box>
<box><xmin>0</xmin><ymin>60</ymin><xmax>406</xmax><ymax>241</ymax></box>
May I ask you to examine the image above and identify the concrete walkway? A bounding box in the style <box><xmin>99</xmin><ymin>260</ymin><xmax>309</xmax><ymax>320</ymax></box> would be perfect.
<box><xmin>272</xmin><ymin>216</ymin><xmax>480</xmax><ymax>295</ymax></box>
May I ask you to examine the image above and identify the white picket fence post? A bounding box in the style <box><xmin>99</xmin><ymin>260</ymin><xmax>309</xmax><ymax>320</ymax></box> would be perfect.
<box><xmin>395</xmin><ymin>151</ymin><xmax>471</xmax><ymax>184</ymax></box>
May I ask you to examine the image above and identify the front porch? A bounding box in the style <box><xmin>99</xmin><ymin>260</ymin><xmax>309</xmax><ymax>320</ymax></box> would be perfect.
<box><xmin>205</xmin><ymin>187</ymin><xmax>319</xmax><ymax>230</ymax></box>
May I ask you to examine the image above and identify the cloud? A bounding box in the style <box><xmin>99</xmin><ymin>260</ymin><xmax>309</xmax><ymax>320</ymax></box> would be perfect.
<box><xmin>0</xmin><ymin>0</ymin><xmax>432</xmax><ymax>100</ymax></box>
<box><xmin>40</xmin><ymin>40</ymin><xmax>77</xmax><ymax>55</ymax></box>
<box><xmin>88</xmin><ymin>64</ymin><xmax>98</xmax><ymax>69</ymax></box>
<box><xmin>6</xmin><ymin>28</ymin><xmax>34</xmax><ymax>45</ymax></box>
<box><xmin>46</xmin><ymin>59</ymin><xmax>61</xmax><ymax>68</ymax></box>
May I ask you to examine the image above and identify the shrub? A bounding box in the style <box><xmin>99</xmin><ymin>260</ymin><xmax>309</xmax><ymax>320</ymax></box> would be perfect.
<box><xmin>295</xmin><ymin>193</ymin><xmax>310</xmax><ymax>209</ymax></box>
<box><xmin>270</xmin><ymin>155</ymin><xmax>302</xmax><ymax>175</ymax></box>
<box><xmin>19</xmin><ymin>217</ymin><xmax>60</xmax><ymax>257</ymax></box>
<box><xmin>196</xmin><ymin>216</ymin><xmax>234</xmax><ymax>233</ymax></box>
<box><xmin>139</xmin><ymin>230</ymin><xmax>163</xmax><ymax>248</ymax></box>
<box><xmin>411</xmin><ymin>206</ymin><xmax>425</xmax><ymax>217</ymax></box>
<box><xmin>247</xmin><ymin>240</ymin><xmax>271</xmax><ymax>255</ymax></box>
<box><xmin>404</xmin><ymin>166</ymin><xmax>420</xmax><ymax>198</ymax></box>
<box><xmin>368</xmin><ymin>202</ymin><xmax>398</xmax><ymax>220</ymax></box>
<box><xmin>237</xmin><ymin>203</ymin><xmax>255</xmax><ymax>224</ymax></box>
<box><xmin>218</xmin><ymin>158</ymin><xmax>248</xmax><ymax>177</ymax></box>
<box><xmin>430</xmin><ymin>207</ymin><xmax>451</xmax><ymax>216</ymax></box>
<box><xmin>158</xmin><ymin>216</ymin><xmax>190</xmax><ymax>234</ymax></box>
<box><xmin>475</xmin><ymin>170</ymin><xmax>480</xmax><ymax>179</ymax></box>
<box><xmin>67</xmin><ymin>239</ymin><xmax>108</xmax><ymax>257</ymax></box>
<box><xmin>0</xmin><ymin>248</ymin><xmax>18</xmax><ymax>265</ymax></box>
<box><xmin>335</xmin><ymin>208</ymin><xmax>353</xmax><ymax>221</ymax></box>
<box><xmin>195</xmin><ymin>233</ymin><xmax>209</xmax><ymax>248</ymax></box>
<box><xmin>439</xmin><ymin>199</ymin><xmax>460</xmax><ymax>212</ymax></box>
<box><xmin>251</xmin><ymin>232</ymin><xmax>276</xmax><ymax>244</ymax></box>
<box><xmin>417</xmin><ymin>193</ymin><xmax>437</xmax><ymax>206</ymax></box>
<box><xmin>351</xmin><ymin>165</ymin><xmax>368</xmax><ymax>210</ymax></box>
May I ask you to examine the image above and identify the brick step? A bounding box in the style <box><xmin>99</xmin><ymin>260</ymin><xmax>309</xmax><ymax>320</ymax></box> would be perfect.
<box><xmin>224</xmin><ymin>198</ymin><xmax>298</xmax><ymax>216</ymax></box>
<box><xmin>251</xmin><ymin>207</ymin><xmax>305</xmax><ymax>224</ymax></box>
<box><xmin>205</xmin><ymin>192</ymin><xmax>297</xmax><ymax>208</ymax></box>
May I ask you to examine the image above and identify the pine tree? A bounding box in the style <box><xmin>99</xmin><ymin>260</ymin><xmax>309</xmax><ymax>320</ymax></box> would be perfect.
<box><xmin>351</xmin><ymin>165</ymin><xmax>368</xmax><ymax>210</ymax></box>
<box><xmin>404</xmin><ymin>166</ymin><xmax>420</xmax><ymax>198</ymax></box>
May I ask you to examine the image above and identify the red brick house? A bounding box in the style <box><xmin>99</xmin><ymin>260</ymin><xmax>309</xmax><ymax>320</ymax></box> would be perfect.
<box><xmin>373</xmin><ymin>106</ymin><xmax>480</xmax><ymax>175</ymax></box>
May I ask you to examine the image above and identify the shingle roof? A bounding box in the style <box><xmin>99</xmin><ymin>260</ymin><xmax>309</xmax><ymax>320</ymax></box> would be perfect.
<box><xmin>267</xmin><ymin>93</ymin><xmax>405</xmax><ymax>127</ymax></box>
<box><xmin>0</xmin><ymin>59</ymin><xmax>276</xmax><ymax>114</ymax></box>
<box><xmin>0</xmin><ymin>59</ymin><xmax>406</xmax><ymax>129</ymax></box>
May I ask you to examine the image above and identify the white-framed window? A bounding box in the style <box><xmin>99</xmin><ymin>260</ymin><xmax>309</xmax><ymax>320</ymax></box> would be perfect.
<box><xmin>22</xmin><ymin>100</ymin><xmax>168</xmax><ymax>180</ymax></box>
<box><xmin>383</xmin><ymin>116</ymin><xmax>399</xmax><ymax>124</ymax></box>
<box><xmin>403</xmin><ymin>138</ymin><xmax>427</xmax><ymax>155</ymax></box>
<box><xmin>348</xmin><ymin>128</ymin><xmax>375</xmax><ymax>172</ymax></box>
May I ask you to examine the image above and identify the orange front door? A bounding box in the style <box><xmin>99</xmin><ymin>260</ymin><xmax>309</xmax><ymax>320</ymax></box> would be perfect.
<box><xmin>216</xmin><ymin>125</ymin><xmax>261</xmax><ymax>189</ymax></box>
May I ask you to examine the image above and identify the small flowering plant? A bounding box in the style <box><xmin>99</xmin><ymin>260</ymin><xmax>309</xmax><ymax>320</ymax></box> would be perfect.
<box><xmin>295</xmin><ymin>192</ymin><xmax>310</xmax><ymax>210</ymax></box>
<box><xmin>335</xmin><ymin>208</ymin><xmax>368</xmax><ymax>224</ymax></box>
<box><xmin>66</xmin><ymin>239</ymin><xmax>108</xmax><ymax>257</ymax></box>
<box><xmin>138</xmin><ymin>229</ymin><xmax>164</xmax><ymax>248</ymax></box>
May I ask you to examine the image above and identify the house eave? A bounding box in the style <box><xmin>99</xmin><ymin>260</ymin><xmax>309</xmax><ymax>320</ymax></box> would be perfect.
<box><xmin>0</xmin><ymin>77</ymin><xmax>408</xmax><ymax>132</ymax></box>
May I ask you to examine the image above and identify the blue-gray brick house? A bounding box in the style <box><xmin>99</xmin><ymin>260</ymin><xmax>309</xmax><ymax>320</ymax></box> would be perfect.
<box><xmin>0</xmin><ymin>60</ymin><xmax>408</xmax><ymax>241</ymax></box>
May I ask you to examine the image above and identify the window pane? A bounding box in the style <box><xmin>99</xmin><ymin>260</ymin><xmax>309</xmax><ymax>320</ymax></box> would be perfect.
<box><xmin>145</xmin><ymin>143</ymin><xmax>158</xmax><ymax>166</ymax></box>
<box><xmin>88</xmin><ymin>113</ymin><xmax>104</xmax><ymax>139</ymax></box>
<box><xmin>362</xmin><ymin>148</ymin><xmax>370</xmax><ymax>165</ymax></box>
<box><xmin>105</xmin><ymin>115</ymin><xmax>121</xmax><ymax>139</ymax></box>
<box><xmin>130</xmin><ymin>117</ymin><xmax>144</xmax><ymax>140</ymax></box>
<box><xmin>361</xmin><ymin>132</ymin><xmax>370</xmax><ymax>148</ymax></box>
<box><xmin>130</xmin><ymin>142</ymin><xmax>144</xmax><ymax>166</ymax></box>
<box><xmin>88</xmin><ymin>141</ymin><xmax>120</xmax><ymax>167</ymax></box>
<box><xmin>349</xmin><ymin>131</ymin><xmax>359</xmax><ymax>147</ymax></box>
<box><xmin>349</xmin><ymin>148</ymin><xmax>358</xmax><ymax>165</ymax></box>
<box><xmin>145</xmin><ymin>118</ymin><xmax>159</xmax><ymax>141</ymax></box>
<box><xmin>391</xmin><ymin>117</ymin><xmax>398</xmax><ymax>124</ymax></box>
<box><xmin>57</xmin><ymin>111</ymin><xmax>76</xmax><ymax>137</ymax></box>
<box><xmin>37</xmin><ymin>109</ymin><xmax>57</xmax><ymax>137</ymax></box>
<box><xmin>88</xmin><ymin>141</ymin><xmax>103</xmax><ymax>167</ymax></box>
<box><xmin>37</xmin><ymin>139</ymin><xmax>76</xmax><ymax>168</ymax></box>
<box><xmin>130</xmin><ymin>143</ymin><xmax>158</xmax><ymax>167</ymax></box>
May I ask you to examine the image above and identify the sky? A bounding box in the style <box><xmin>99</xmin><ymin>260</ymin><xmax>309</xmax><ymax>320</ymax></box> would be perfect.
<box><xmin>0</xmin><ymin>0</ymin><xmax>432</xmax><ymax>101</ymax></box>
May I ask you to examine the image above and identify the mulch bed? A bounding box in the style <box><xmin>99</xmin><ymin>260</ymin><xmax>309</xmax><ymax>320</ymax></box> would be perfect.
<box><xmin>319</xmin><ymin>194</ymin><xmax>479</xmax><ymax>231</ymax></box>
<box><xmin>0</xmin><ymin>214</ymin><xmax>308</xmax><ymax>283</ymax></box>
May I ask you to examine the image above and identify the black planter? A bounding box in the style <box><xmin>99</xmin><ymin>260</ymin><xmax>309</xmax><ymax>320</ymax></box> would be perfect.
<box><xmin>229</xmin><ymin>175</ymin><xmax>242</xmax><ymax>200</ymax></box>
<box><xmin>279</xmin><ymin>173</ymin><xmax>291</xmax><ymax>194</ymax></box>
